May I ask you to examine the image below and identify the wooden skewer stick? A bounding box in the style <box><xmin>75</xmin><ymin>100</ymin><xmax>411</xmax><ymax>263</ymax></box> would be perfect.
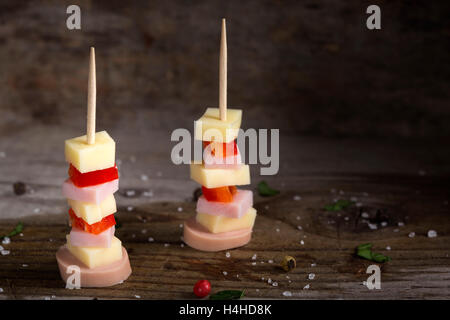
<box><xmin>219</xmin><ymin>18</ymin><xmax>227</xmax><ymax>121</ymax></box>
<box><xmin>87</xmin><ymin>47</ymin><xmax>96</xmax><ymax>145</ymax></box>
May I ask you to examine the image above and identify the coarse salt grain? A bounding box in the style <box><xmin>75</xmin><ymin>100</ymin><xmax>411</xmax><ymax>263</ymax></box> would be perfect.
<box><xmin>148</xmin><ymin>237</ymin><xmax>154</xmax><ymax>242</ymax></box>
<box><xmin>296</xmin><ymin>216</ymin><xmax>300</xmax><ymax>220</ymax></box>
<box><xmin>311</xmin><ymin>263</ymin><xmax>316</xmax><ymax>267</ymax></box>
<box><xmin>22</xmin><ymin>264</ymin><xmax>28</xmax><ymax>267</ymax></box>
<box><xmin>408</xmin><ymin>232</ymin><xmax>415</xmax><ymax>238</ymax></box>
<box><xmin>427</xmin><ymin>230</ymin><xmax>437</xmax><ymax>238</ymax></box>
<box><xmin>368</xmin><ymin>223</ymin><xmax>378</xmax><ymax>230</ymax></box>
<box><xmin>177</xmin><ymin>207</ymin><xmax>183</xmax><ymax>212</ymax></box>
<box><xmin>297</xmin><ymin>226</ymin><xmax>302</xmax><ymax>230</ymax></box>
<box><xmin>282</xmin><ymin>291</ymin><xmax>292</xmax><ymax>297</ymax></box>
<box><xmin>267</xmin><ymin>278</ymin><xmax>272</xmax><ymax>284</ymax></box>
<box><xmin>356</xmin><ymin>202</ymin><xmax>363</xmax><ymax>207</ymax></box>
<box><xmin>127</xmin><ymin>206</ymin><xmax>134</xmax><ymax>212</ymax></box>
<box><xmin>303</xmin><ymin>284</ymin><xmax>310</xmax><ymax>290</ymax></box>
<box><xmin>33</xmin><ymin>208</ymin><xmax>40</xmax><ymax>213</ymax></box>
<box><xmin>2</xmin><ymin>237</ymin><xmax>10</xmax><ymax>245</ymax></box>
<box><xmin>0</xmin><ymin>288</ymin><xmax>3</xmax><ymax>293</ymax></box>
<box><xmin>300</xmin><ymin>240</ymin><xmax>304</xmax><ymax>245</ymax></box>
<box><xmin>293</xmin><ymin>195</ymin><xmax>301</xmax><ymax>201</ymax></box>
<box><xmin>141</xmin><ymin>229</ymin><xmax>147</xmax><ymax>234</ymax></box>
<box><xmin>252</xmin><ymin>262</ymin><xmax>256</xmax><ymax>266</ymax></box>
<box><xmin>398</xmin><ymin>222</ymin><xmax>405</xmax><ymax>227</ymax></box>
<box><xmin>393</xmin><ymin>229</ymin><xmax>399</xmax><ymax>233</ymax></box>
<box><xmin>164</xmin><ymin>243</ymin><xmax>170</xmax><ymax>247</ymax></box>
<box><xmin>140</xmin><ymin>174</ymin><xmax>148</xmax><ymax>181</ymax></box>
<box><xmin>223</xmin><ymin>271</ymin><xmax>228</xmax><ymax>276</ymax></box>
<box><xmin>381</xmin><ymin>221</ymin><xmax>387</xmax><ymax>227</ymax></box>
<box><xmin>276</xmin><ymin>228</ymin><xmax>280</xmax><ymax>232</ymax></box>
<box><xmin>344</xmin><ymin>216</ymin><xmax>349</xmax><ymax>221</ymax></box>
<box><xmin>386</xmin><ymin>246</ymin><xmax>391</xmax><ymax>250</ymax></box>
<box><xmin>135</xmin><ymin>295</ymin><xmax>141</xmax><ymax>299</ymax></box>
<box><xmin>1</xmin><ymin>250</ymin><xmax>10</xmax><ymax>255</ymax></box>
<box><xmin>361</xmin><ymin>212</ymin><xmax>369</xmax><ymax>218</ymax></box>
<box><xmin>252</xmin><ymin>254</ymin><xmax>257</xmax><ymax>260</ymax></box>
<box><xmin>125</xmin><ymin>190</ymin><xmax>136</xmax><ymax>197</ymax></box>
<box><xmin>180</xmin><ymin>243</ymin><xmax>184</xmax><ymax>247</ymax></box>
<box><xmin>272</xmin><ymin>282</ymin><xmax>278</xmax><ymax>287</ymax></box>
<box><xmin>226</xmin><ymin>252</ymin><xmax>231</xmax><ymax>258</ymax></box>
<box><xmin>268</xmin><ymin>260</ymin><xmax>273</xmax><ymax>264</ymax></box>
<box><xmin>143</xmin><ymin>191</ymin><xmax>153</xmax><ymax>197</ymax></box>
<box><xmin>308</xmin><ymin>273</ymin><xmax>315</xmax><ymax>280</ymax></box>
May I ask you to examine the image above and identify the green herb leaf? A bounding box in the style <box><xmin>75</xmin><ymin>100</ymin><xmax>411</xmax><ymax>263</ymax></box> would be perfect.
<box><xmin>209</xmin><ymin>290</ymin><xmax>245</xmax><ymax>300</ymax></box>
<box><xmin>1</xmin><ymin>222</ymin><xmax>24</xmax><ymax>240</ymax></box>
<box><xmin>356</xmin><ymin>243</ymin><xmax>391</xmax><ymax>263</ymax></box>
<box><xmin>324</xmin><ymin>199</ymin><xmax>354</xmax><ymax>211</ymax></box>
<box><xmin>257</xmin><ymin>181</ymin><xmax>280</xmax><ymax>197</ymax></box>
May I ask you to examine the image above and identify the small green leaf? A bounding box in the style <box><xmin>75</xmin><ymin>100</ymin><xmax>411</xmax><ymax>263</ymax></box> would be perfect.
<box><xmin>257</xmin><ymin>181</ymin><xmax>280</xmax><ymax>197</ymax></box>
<box><xmin>1</xmin><ymin>222</ymin><xmax>23</xmax><ymax>240</ymax></box>
<box><xmin>324</xmin><ymin>199</ymin><xmax>354</xmax><ymax>211</ymax></box>
<box><xmin>356</xmin><ymin>243</ymin><xmax>391</xmax><ymax>263</ymax></box>
<box><xmin>209</xmin><ymin>290</ymin><xmax>245</xmax><ymax>300</ymax></box>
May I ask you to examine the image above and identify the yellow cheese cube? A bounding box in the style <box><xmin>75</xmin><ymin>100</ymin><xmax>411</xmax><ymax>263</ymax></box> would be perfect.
<box><xmin>196</xmin><ymin>208</ymin><xmax>257</xmax><ymax>233</ymax></box>
<box><xmin>66</xmin><ymin>235</ymin><xmax>122</xmax><ymax>269</ymax></box>
<box><xmin>194</xmin><ymin>108</ymin><xmax>242</xmax><ymax>143</ymax></box>
<box><xmin>65</xmin><ymin>130</ymin><xmax>115</xmax><ymax>173</ymax></box>
<box><xmin>190</xmin><ymin>164</ymin><xmax>250</xmax><ymax>188</ymax></box>
<box><xmin>68</xmin><ymin>194</ymin><xmax>116</xmax><ymax>225</ymax></box>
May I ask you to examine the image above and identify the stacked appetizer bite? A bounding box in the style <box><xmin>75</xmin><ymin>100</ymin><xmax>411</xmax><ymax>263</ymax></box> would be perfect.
<box><xmin>56</xmin><ymin>48</ymin><xmax>131</xmax><ymax>287</ymax></box>
<box><xmin>183</xmin><ymin>20</ymin><xmax>256</xmax><ymax>252</ymax></box>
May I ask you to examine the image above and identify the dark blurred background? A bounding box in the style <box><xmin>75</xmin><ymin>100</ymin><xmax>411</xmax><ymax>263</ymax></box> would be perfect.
<box><xmin>0</xmin><ymin>0</ymin><xmax>448</xmax><ymax>138</ymax></box>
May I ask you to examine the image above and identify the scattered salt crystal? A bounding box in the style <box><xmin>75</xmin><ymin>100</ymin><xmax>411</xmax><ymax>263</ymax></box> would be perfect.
<box><xmin>268</xmin><ymin>260</ymin><xmax>273</xmax><ymax>264</ymax></box>
<box><xmin>267</xmin><ymin>278</ymin><xmax>272</xmax><ymax>284</ymax></box>
<box><xmin>427</xmin><ymin>230</ymin><xmax>437</xmax><ymax>238</ymax></box>
<box><xmin>308</xmin><ymin>273</ymin><xmax>315</xmax><ymax>280</ymax></box>
<box><xmin>339</xmin><ymin>190</ymin><xmax>345</xmax><ymax>195</ymax></box>
<box><xmin>251</xmin><ymin>262</ymin><xmax>256</xmax><ymax>266</ymax></box>
<box><xmin>140</xmin><ymin>174</ymin><xmax>148</xmax><ymax>181</ymax></box>
<box><xmin>311</xmin><ymin>263</ymin><xmax>316</xmax><ymax>267</ymax></box>
<box><xmin>261</xmin><ymin>277</ymin><xmax>265</xmax><ymax>281</ymax></box>
<box><xmin>386</xmin><ymin>246</ymin><xmax>391</xmax><ymax>250</ymax></box>
<box><xmin>296</xmin><ymin>216</ymin><xmax>301</xmax><ymax>220</ymax></box>
<box><xmin>0</xmin><ymin>288</ymin><xmax>3</xmax><ymax>293</ymax></box>
<box><xmin>148</xmin><ymin>237</ymin><xmax>154</xmax><ymax>242</ymax></box>
<box><xmin>256</xmin><ymin>289</ymin><xmax>260</xmax><ymax>292</ymax></box>
<box><xmin>286</xmin><ymin>275</ymin><xmax>290</xmax><ymax>279</ymax></box>
<box><xmin>33</xmin><ymin>208</ymin><xmax>40</xmax><ymax>214</ymax></box>
<box><xmin>127</xmin><ymin>206</ymin><xmax>134</xmax><ymax>212</ymax></box>
<box><xmin>293</xmin><ymin>195</ymin><xmax>302</xmax><ymax>201</ymax></box>
<box><xmin>381</xmin><ymin>221</ymin><xmax>388</xmax><ymax>227</ymax></box>
<box><xmin>0</xmin><ymin>245</ymin><xmax>2</xmax><ymax>251</ymax></box>
<box><xmin>398</xmin><ymin>222</ymin><xmax>405</xmax><ymax>227</ymax></box>
<box><xmin>1</xmin><ymin>250</ymin><xmax>10</xmax><ymax>255</ymax></box>
<box><xmin>288</xmin><ymin>280</ymin><xmax>292</xmax><ymax>283</ymax></box>
<box><xmin>22</xmin><ymin>264</ymin><xmax>28</xmax><ymax>267</ymax></box>
<box><xmin>236</xmin><ymin>274</ymin><xmax>239</xmax><ymax>278</ymax></box>
<box><xmin>260</xmin><ymin>261</ymin><xmax>265</xmax><ymax>264</ymax></box>
<box><xmin>141</xmin><ymin>229</ymin><xmax>147</xmax><ymax>234</ymax></box>
<box><xmin>272</xmin><ymin>282</ymin><xmax>278</xmax><ymax>287</ymax></box>
<box><xmin>303</xmin><ymin>284</ymin><xmax>310</xmax><ymax>290</ymax></box>
<box><xmin>156</xmin><ymin>171</ymin><xmax>163</xmax><ymax>177</ymax></box>
<box><xmin>297</xmin><ymin>225</ymin><xmax>302</xmax><ymax>230</ymax></box>
<box><xmin>2</xmin><ymin>237</ymin><xmax>10</xmax><ymax>245</ymax></box>
<box><xmin>164</xmin><ymin>243</ymin><xmax>170</xmax><ymax>247</ymax></box>
<box><xmin>132</xmin><ymin>234</ymin><xmax>136</xmax><ymax>238</ymax></box>
<box><xmin>276</xmin><ymin>228</ymin><xmax>280</xmax><ymax>232</ymax></box>
<box><xmin>179</xmin><ymin>224</ymin><xmax>183</xmax><ymax>228</ymax></box>
<box><xmin>177</xmin><ymin>207</ymin><xmax>183</xmax><ymax>212</ymax></box>
<box><xmin>265</xmin><ymin>205</ymin><xmax>269</xmax><ymax>210</ymax></box>
<box><xmin>361</xmin><ymin>212</ymin><xmax>369</xmax><ymax>218</ymax></box>
<box><xmin>252</xmin><ymin>254</ymin><xmax>257</xmax><ymax>260</ymax></box>
<box><xmin>356</xmin><ymin>202</ymin><xmax>363</xmax><ymax>207</ymax></box>
<box><xmin>393</xmin><ymin>228</ymin><xmax>399</xmax><ymax>232</ymax></box>
<box><xmin>362</xmin><ymin>192</ymin><xmax>369</xmax><ymax>197</ymax></box>
<box><xmin>129</xmin><ymin>155</ymin><xmax>136</xmax><ymax>163</ymax></box>
<box><xmin>20</xmin><ymin>233</ymin><xmax>23</xmax><ymax>237</ymax></box>
<box><xmin>223</xmin><ymin>271</ymin><xmax>228</xmax><ymax>276</ymax></box>
<box><xmin>282</xmin><ymin>291</ymin><xmax>292</xmax><ymax>297</ymax></box>
<box><xmin>344</xmin><ymin>216</ymin><xmax>349</xmax><ymax>221</ymax></box>
<box><xmin>180</xmin><ymin>243</ymin><xmax>185</xmax><ymax>247</ymax></box>
<box><xmin>368</xmin><ymin>223</ymin><xmax>378</xmax><ymax>230</ymax></box>
<box><xmin>0</xmin><ymin>151</ymin><xmax>5</xmax><ymax>158</ymax></box>
<box><xmin>143</xmin><ymin>191</ymin><xmax>153</xmax><ymax>197</ymax></box>
<box><xmin>408</xmin><ymin>232</ymin><xmax>415</xmax><ymax>238</ymax></box>
<box><xmin>135</xmin><ymin>295</ymin><xmax>141</xmax><ymax>299</ymax></box>
<box><xmin>225</xmin><ymin>252</ymin><xmax>231</xmax><ymax>258</ymax></box>
<box><xmin>44</xmin><ymin>297</ymin><xmax>50</xmax><ymax>300</ymax></box>
<box><xmin>125</xmin><ymin>190</ymin><xmax>136</xmax><ymax>197</ymax></box>
<box><xmin>300</xmin><ymin>240</ymin><xmax>305</xmax><ymax>245</ymax></box>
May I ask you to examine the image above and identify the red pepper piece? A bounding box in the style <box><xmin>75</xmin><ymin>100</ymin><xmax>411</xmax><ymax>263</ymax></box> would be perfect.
<box><xmin>201</xmin><ymin>186</ymin><xmax>237</xmax><ymax>203</ymax></box>
<box><xmin>203</xmin><ymin>140</ymin><xmax>238</xmax><ymax>157</ymax></box>
<box><xmin>68</xmin><ymin>164</ymin><xmax>118</xmax><ymax>188</ymax></box>
<box><xmin>68</xmin><ymin>209</ymin><xmax>116</xmax><ymax>235</ymax></box>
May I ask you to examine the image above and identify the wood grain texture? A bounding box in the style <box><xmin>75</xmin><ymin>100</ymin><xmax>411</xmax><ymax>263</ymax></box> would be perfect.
<box><xmin>0</xmin><ymin>174</ymin><xmax>449</xmax><ymax>299</ymax></box>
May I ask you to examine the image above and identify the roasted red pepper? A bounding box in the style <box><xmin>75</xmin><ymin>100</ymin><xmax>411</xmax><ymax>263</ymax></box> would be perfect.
<box><xmin>68</xmin><ymin>164</ymin><xmax>118</xmax><ymax>188</ymax></box>
<box><xmin>201</xmin><ymin>186</ymin><xmax>237</xmax><ymax>202</ymax></box>
<box><xmin>203</xmin><ymin>140</ymin><xmax>238</xmax><ymax>157</ymax></box>
<box><xmin>69</xmin><ymin>209</ymin><xmax>116</xmax><ymax>235</ymax></box>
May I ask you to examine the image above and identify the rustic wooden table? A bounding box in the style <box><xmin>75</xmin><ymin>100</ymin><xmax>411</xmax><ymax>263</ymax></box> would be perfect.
<box><xmin>1</xmin><ymin>168</ymin><xmax>449</xmax><ymax>299</ymax></box>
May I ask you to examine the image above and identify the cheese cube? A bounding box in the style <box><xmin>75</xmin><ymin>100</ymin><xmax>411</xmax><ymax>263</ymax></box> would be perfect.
<box><xmin>68</xmin><ymin>194</ymin><xmax>116</xmax><ymax>225</ymax></box>
<box><xmin>196</xmin><ymin>207</ymin><xmax>257</xmax><ymax>234</ymax></box>
<box><xmin>194</xmin><ymin>108</ymin><xmax>242</xmax><ymax>143</ymax></box>
<box><xmin>66</xmin><ymin>235</ymin><xmax>122</xmax><ymax>269</ymax></box>
<box><xmin>190</xmin><ymin>164</ymin><xmax>250</xmax><ymax>188</ymax></box>
<box><xmin>65</xmin><ymin>131</ymin><xmax>115</xmax><ymax>173</ymax></box>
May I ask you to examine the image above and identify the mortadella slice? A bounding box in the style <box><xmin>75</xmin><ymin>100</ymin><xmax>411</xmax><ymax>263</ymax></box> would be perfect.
<box><xmin>197</xmin><ymin>190</ymin><xmax>252</xmax><ymax>218</ymax></box>
<box><xmin>62</xmin><ymin>178</ymin><xmax>119</xmax><ymax>204</ymax></box>
<box><xmin>69</xmin><ymin>226</ymin><xmax>115</xmax><ymax>248</ymax></box>
<box><xmin>183</xmin><ymin>218</ymin><xmax>252</xmax><ymax>252</ymax></box>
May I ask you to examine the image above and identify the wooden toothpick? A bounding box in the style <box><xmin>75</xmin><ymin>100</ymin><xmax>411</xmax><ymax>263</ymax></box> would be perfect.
<box><xmin>219</xmin><ymin>18</ymin><xmax>227</xmax><ymax>121</ymax></box>
<box><xmin>87</xmin><ymin>47</ymin><xmax>96</xmax><ymax>145</ymax></box>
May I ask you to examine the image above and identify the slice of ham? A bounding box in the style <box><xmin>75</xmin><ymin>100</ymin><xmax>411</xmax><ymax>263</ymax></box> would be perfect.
<box><xmin>183</xmin><ymin>217</ymin><xmax>252</xmax><ymax>252</ymax></box>
<box><xmin>69</xmin><ymin>226</ymin><xmax>115</xmax><ymax>248</ymax></box>
<box><xmin>56</xmin><ymin>245</ymin><xmax>131</xmax><ymax>288</ymax></box>
<box><xmin>196</xmin><ymin>189</ymin><xmax>253</xmax><ymax>219</ymax></box>
<box><xmin>203</xmin><ymin>143</ymin><xmax>242</xmax><ymax>169</ymax></box>
<box><xmin>62</xmin><ymin>178</ymin><xmax>119</xmax><ymax>204</ymax></box>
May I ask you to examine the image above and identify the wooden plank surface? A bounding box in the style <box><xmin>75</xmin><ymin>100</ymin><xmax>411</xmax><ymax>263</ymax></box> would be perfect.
<box><xmin>1</xmin><ymin>174</ymin><xmax>449</xmax><ymax>299</ymax></box>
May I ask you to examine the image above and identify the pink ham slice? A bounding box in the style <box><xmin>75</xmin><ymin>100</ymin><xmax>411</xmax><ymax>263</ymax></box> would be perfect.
<box><xmin>196</xmin><ymin>189</ymin><xmax>253</xmax><ymax>219</ymax></box>
<box><xmin>69</xmin><ymin>226</ymin><xmax>115</xmax><ymax>248</ymax></box>
<box><xmin>56</xmin><ymin>245</ymin><xmax>131</xmax><ymax>288</ymax></box>
<box><xmin>62</xmin><ymin>178</ymin><xmax>119</xmax><ymax>204</ymax></box>
<box><xmin>203</xmin><ymin>143</ymin><xmax>242</xmax><ymax>169</ymax></box>
<box><xmin>183</xmin><ymin>217</ymin><xmax>252</xmax><ymax>252</ymax></box>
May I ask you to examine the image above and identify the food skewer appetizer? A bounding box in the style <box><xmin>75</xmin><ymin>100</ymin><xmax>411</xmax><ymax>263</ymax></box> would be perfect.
<box><xmin>184</xmin><ymin>19</ymin><xmax>256</xmax><ymax>251</ymax></box>
<box><xmin>56</xmin><ymin>48</ymin><xmax>131</xmax><ymax>287</ymax></box>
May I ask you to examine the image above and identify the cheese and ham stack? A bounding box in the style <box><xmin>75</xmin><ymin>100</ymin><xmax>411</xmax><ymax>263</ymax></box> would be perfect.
<box><xmin>56</xmin><ymin>131</ymin><xmax>132</xmax><ymax>286</ymax></box>
<box><xmin>183</xmin><ymin>108</ymin><xmax>257</xmax><ymax>251</ymax></box>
